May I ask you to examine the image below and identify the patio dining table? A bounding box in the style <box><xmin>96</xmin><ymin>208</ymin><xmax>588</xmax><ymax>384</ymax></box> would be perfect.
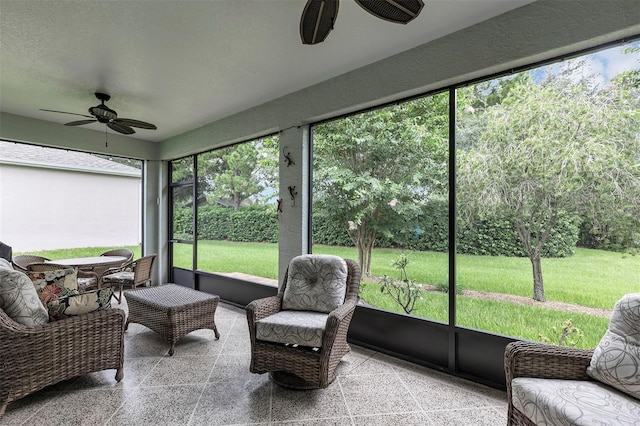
<box><xmin>48</xmin><ymin>256</ymin><xmax>128</xmax><ymax>269</ymax></box>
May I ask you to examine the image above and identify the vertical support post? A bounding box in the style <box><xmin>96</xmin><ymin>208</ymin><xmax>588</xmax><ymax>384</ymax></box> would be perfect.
<box><xmin>278</xmin><ymin>126</ymin><xmax>310</xmax><ymax>284</ymax></box>
<box><xmin>448</xmin><ymin>88</ymin><xmax>457</xmax><ymax>372</ymax></box>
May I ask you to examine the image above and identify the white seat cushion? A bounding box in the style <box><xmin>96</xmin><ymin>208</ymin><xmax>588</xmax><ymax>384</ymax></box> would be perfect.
<box><xmin>512</xmin><ymin>378</ymin><xmax>640</xmax><ymax>426</ymax></box>
<box><xmin>256</xmin><ymin>310</ymin><xmax>328</xmax><ymax>348</ymax></box>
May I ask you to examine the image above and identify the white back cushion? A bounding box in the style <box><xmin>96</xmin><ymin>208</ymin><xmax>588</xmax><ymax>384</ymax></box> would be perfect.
<box><xmin>282</xmin><ymin>254</ymin><xmax>348</xmax><ymax>313</ymax></box>
<box><xmin>587</xmin><ymin>293</ymin><xmax>640</xmax><ymax>400</ymax></box>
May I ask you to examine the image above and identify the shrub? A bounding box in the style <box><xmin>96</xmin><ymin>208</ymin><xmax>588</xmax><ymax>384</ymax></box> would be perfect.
<box><xmin>180</xmin><ymin>201</ymin><xmax>580</xmax><ymax>258</ymax></box>
<box><xmin>380</xmin><ymin>253</ymin><xmax>422</xmax><ymax>314</ymax></box>
<box><xmin>538</xmin><ymin>318</ymin><xmax>584</xmax><ymax>347</ymax></box>
<box><xmin>176</xmin><ymin>205</ymin><xmax>278</xmax><ymax>243</ymax></box>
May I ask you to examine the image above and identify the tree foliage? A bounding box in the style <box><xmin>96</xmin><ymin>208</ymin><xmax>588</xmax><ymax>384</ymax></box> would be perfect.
<box><xmin>198</xmin><ymin>137</ymin><xmax>278</xmax><ymax>210</ymax></box>
<box><xmin>458</xmin><ymin>68</ymin><xmax>640</xmax><ymax>301</ymax></box>
<box><xmin>313</xmin><ymin>93</ymin><xmax>449</xmax><ymax>274</ymax></box>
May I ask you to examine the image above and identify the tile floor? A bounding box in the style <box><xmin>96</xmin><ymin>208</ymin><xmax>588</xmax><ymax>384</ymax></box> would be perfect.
<box><xmin>3</xmin><ymin>301</ymin><xmax>508</xmax><ymax>425</ymax></box>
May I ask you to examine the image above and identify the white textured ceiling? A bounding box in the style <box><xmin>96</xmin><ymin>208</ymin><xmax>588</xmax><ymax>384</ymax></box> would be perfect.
<box><xmin>0</xmin><ymin>0</ymin><xmax>533</xmax><ymax>142</ymax></box>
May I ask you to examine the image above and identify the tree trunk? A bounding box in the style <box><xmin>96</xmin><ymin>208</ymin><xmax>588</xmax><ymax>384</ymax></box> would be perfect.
<box><xmin>516</xmin><ymin>212</ymin><xmax>557</xmax><ymax>303</ymax></box>
<box><xmin>530</xmin><ymin>254</ymin><xmax>545</xmax><ymax>302</ymax></box>
<box><xmin>364</xmin><ymin>236</ymin><xmax>375</xmax><ymax>275</ymax></box>
<box><xmin>356</xmin><ymin>227</ymin><xmax>376</xmax><ymax>275</ymax></box>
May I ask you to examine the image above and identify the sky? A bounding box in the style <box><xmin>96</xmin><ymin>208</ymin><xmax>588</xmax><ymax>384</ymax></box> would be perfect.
<box><xmin>535</xmin><ymin>40</ymin><xmax>640</xmax><ymax>89</ymax></box>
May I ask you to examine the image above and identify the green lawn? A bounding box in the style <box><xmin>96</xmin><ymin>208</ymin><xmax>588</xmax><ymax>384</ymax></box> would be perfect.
<box><xmin>21</xmin><ymin>241</ymin><xmax>638</xmax><ymax>348</ymax></box>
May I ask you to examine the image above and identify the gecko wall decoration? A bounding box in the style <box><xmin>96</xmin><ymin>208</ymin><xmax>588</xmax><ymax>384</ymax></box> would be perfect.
<box><xmin>282</xmin><ymin>146</ymin><xmax>295</xmax><ymax>167</ymax></box>
<box><xmin>288</xmin><ymin>186</ymin><xmax>298</xmax><ymax>207</ymax></box>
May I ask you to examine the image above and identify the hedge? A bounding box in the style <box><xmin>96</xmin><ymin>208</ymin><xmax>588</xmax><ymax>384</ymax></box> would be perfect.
<box><xmin>176</xmin><ymin>203</ymin><xmax>579</xmax><ymax>258</ymax></box>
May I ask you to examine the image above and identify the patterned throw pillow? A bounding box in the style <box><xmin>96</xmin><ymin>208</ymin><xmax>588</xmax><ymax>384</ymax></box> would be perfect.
<box><xmin>587</xmin><ymin>293</ymin><xmax>640</xmax><ymax>400</ymax></box>
<box><xmin>0</xmin><ymin>268</ymin><xmax>49</xmax><ymax>326</ymax></box>
<box><xmin>47</xmin><ymin>287</ymin><xmax>113</xmax><ymax>321</ymax></box>
<box><xmin>282</xmin><ymin>254</ymin><xmax>348</xmax><ymax>313</ymax></box>
<box><xmin>0</xmin><ymin>258</ymin><xmax>13</xmax><ymax>270</ymax></box>
<box><xmin>27</xmin><ymin>268</ymin><xmax>78</xmax><ymax>307</ymax></box>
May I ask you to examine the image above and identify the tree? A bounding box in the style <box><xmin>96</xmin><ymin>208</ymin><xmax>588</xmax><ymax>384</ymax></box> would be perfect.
<box><xmin>458</xmin><ymin>76</ymin><xmax>640</xmax><ymax>302</ymax></box>
<box><xmin>313</xmin><ymin>94</ymin><xmax>449</xmax><ymax>274</ymax></box>
<box><xmin>198</xmin><ymin>137</ymin><xmax>278</xmax><ymax>210</ymax></box>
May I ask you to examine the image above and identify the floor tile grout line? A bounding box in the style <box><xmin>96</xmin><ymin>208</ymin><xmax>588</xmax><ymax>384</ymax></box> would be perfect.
<box><xmin>392</xmin><ymin>363</ymin><xmax>427</xmax><ymax>415</ymax></box>
<box><xmin>187</xmin><ymin>315</ymin><xmax>234</xmax><ymax>425</ymax></box>
<box><xmin>268</xmin><ymin>379</ymin><xmax>273</xmax><ymax>423</ymax></box>
<box><xmin>16</xmin><ymin>374</ymin><xmax>85</xmax><ymax>426</ymax></box>
<box><xmin>336</xmin><ymin>377</ymin><xmax>356</xmax><ymax>426</ymax></box>
<box><xmin>102</xmin><ymin>356</ymin><xmax>163</xmax><ymax>426</ymax></box>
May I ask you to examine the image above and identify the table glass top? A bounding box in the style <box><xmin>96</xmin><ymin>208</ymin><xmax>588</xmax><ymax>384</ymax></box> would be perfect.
<box><xmin>48</xmin><ymin>256</ymin><xmax>128</xmax><ymax>267</ymax></box>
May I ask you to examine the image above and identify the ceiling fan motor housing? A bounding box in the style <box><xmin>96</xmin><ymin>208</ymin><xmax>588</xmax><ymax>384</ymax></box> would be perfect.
<box><xmin>89</xmin><ymin>104</ymin><xmax>117</xmax><ymax>122</ymax></box>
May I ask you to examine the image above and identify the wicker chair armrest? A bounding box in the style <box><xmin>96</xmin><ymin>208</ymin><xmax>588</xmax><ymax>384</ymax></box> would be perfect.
<box><xmin>327</xmin><ymin>300</ymin><xmax>357</xmax><ymax>325</ymax></box>
<box><xmin>100</xmin><ymin>260</ymin><xmax>134</xmax><ymax>277</ymax></box>
<box><xmin>321</xmin><ymin>300</ymin><xmax>357</xmax><ymax>350</ymax></box>
<box><xmin>246</xmin><ymin>296</ymin><xmax>282</xmax><ymax>323</ymax></box>
<box><xmin>505</xmin><ymin>340</ymin><xmax>593</xmax><ymax>383</ymax></box>
<box><xmin>2</xmin><ymin>307</ymin><xmax>126</xmax><ymax>336</ymax></box>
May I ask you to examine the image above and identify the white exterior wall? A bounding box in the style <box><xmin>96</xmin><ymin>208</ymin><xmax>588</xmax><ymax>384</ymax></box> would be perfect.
<box><xmin>0</xmin><ymin>163</ymin><xmax>141</xmax><ymax>252</ymax></box>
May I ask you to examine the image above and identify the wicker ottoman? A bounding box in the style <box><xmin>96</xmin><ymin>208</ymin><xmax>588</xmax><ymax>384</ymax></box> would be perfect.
<box><xmin>124</xmin><ymin>284</ymin><xmax>220</xmax><ymax>355</ymax></box>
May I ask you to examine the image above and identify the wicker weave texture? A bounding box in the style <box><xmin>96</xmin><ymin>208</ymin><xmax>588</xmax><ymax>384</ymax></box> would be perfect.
<box><xmin>125</xmin><ymin>284</ymin><xmax>220</xmax><ymax>356</ymax></box>
<box><xmin>246</xmin><ymin>258</ymin><xmax>361</xmax><ymax>389</ymax></box>
<box><xmin>0</xmin><ymin>307</ymin><xmax>125</xmax><ymax>415</ymax></box>
<box><xmin>504</xmin><ymin>340</ymin><xmax>594</xmax><ymax>425</ymax></box>
<box><xmin>103</xmin><ymin>254</ymin><xmax>156</xmax><ymax>303</ymax></box>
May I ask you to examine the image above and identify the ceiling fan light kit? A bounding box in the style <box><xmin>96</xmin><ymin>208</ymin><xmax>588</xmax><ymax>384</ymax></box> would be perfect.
<box><xmin>300</xmin><ymin>0</ymin><xmax>425</xmax><ymax>45</ymax></box>
<box><xmin>41</xmin><ymin>92</ymin><xmax>157</xmax><ymax>135</ymax></box>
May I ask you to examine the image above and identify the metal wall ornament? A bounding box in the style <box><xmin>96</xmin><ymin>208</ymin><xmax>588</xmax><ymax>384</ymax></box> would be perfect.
<box><xmin>282</xmin><ymin>146</ymin><xmax>295</xmax><ymax>167</ymax></box>
<box><xmin>288</xmin><ymin>186</ymin><xmax>298</xmax><ymax>207</ymax></box>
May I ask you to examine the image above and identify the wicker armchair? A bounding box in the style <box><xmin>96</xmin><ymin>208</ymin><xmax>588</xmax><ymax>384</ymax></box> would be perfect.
<box><xmin>504</xmin><ymin>340</ymin><xmax>594</xmax><ymax>426</ymax></box>
<box><xmin>102</xmin><ymin>254</ymin><xmax>157</xmax><ymax>303</ymax></box>
<box><xmin>12</xmin><ymin>255</ymin><xmax>50</xmax><ymax>273</ymax></box>
<box><xmin>100</xmin><ymin>249</ymin><xmax>134</xmax><ymax>262</ymax></box>
<box><xmin>246</xmin><ymin>256</ymin><xmax>361</xmax><ymax>389</ymax></box>
<box><xmin>0</xmin><ymin>306</ymin><xmax>125</xmax><ymax>415</ymax></box>
<box><xmin>75</xmin><ymin>249</ymin><xmax>135</xmax><ymax>288</ymax></box>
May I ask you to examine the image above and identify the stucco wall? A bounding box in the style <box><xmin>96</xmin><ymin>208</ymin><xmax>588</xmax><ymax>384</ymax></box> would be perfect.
<box><xmin>0</xmin><ymin>163</ymin><xmax>141</xmax><ymax>252</ymax></box>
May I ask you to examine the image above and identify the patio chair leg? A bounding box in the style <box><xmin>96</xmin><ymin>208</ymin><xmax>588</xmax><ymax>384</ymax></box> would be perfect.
<box><xmin>115</xmin><ymin>368</ymin><xmax>124</xmax><ymax>382</ymax></box>
<box><xmin>111</xmin><ymin>286</ymin><xmax>121</xmax><ymax>304</ymax></box>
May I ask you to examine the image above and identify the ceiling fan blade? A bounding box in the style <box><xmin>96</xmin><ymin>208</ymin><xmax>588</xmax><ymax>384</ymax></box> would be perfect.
<box><xmin>355</xmin><ymin>0</ymin><xmax>424</xmax><ymax>24</ymax></box>
<box><xmin>64</xmin><ymin>119</ymin><xmax>97</xmax><ymax>126</ymax></box>
<box><xmin>40</xmin><ymin>109</ymin><xmax>94</xmax><ymax>119</ymax></box>
<box><xmin>107</xmin><ymin>122</ymin><xmax>135</xmax><ymax>135</ymax></box>
<box><xmin>113</xmin><ymin>118</ymin><xmax>157</xmax><ymax>130</ymax></box>
<box><xmin>300</xmin><ymin>0</ymin><xmax>339</xmax><ymax>45</ymax></box>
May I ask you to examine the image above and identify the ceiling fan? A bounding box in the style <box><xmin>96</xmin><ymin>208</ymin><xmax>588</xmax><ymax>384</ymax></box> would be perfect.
<box><xmin>40</xmin><ymin>92</ymin><xmax>157</xmax><ymax>135</ymax></box>
<box><xmin>300</xmin><ymin>0</ymin><xmax>425</xmax><ymax>45</ymax></box>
